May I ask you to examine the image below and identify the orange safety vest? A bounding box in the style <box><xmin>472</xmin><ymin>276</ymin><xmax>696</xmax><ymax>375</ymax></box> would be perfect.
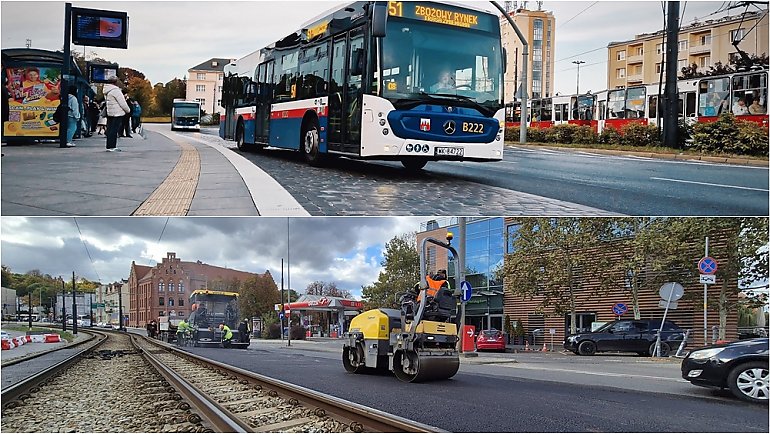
<box><xmin>417</xmin><ymin>276</ymin><xmax>449</xmax><ymax>301</ymax></box>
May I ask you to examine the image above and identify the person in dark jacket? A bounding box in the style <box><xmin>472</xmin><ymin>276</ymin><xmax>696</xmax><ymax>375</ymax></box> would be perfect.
<box><xmin>120</xmin><ymin>91</ymin><xmax>133</xmax><ymax>138</ymax></box>
<box><xmin>238</xmin><ymin>319</ymin><xmax>250</xmax><ymax>343</ymax></box>
<box><xmin>131</xmin><ymin>101</ymin><xmax>142</xmax><ymax>133</ymax></box>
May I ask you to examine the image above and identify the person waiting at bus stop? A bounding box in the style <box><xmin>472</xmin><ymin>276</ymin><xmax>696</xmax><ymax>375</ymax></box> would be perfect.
<box><xmin>238</xmin><ymin>319</ymin><xmax>250</xmax><ymax>343</ymax></box>
<box><xmin>103</xmin><ymin>76</ymin><xmax>131</xmax><ymax>151</ymax></box>
<box><xmin>219</xmin><ymin>323</ymin><xmax>233</xmax><ymax>348</ymax></box>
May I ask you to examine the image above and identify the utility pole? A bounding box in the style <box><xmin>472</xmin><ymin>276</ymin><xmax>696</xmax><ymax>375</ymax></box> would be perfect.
<box><xmin>60</xmin><ymin>3</ymin><xmax>72</xmax><ymax>149</ymax></box>
<box><xmin>281</xmin><ymin>259</ymin><xmax>285</xmax><ymax>342</ymax></box>
<box><xmin>287</xmin><ymin>218</ymin><xmax>291</xmax><ymax>347</ymax></box>
<box><xmin>663</xmin><ymin>1</ymin><xmax>680</xmax><ymax>147</ymax></box>
<box><xmin>72</xmin><ymin>271</ymin><xmax>78</xmax><ymax>335</ymax></box>
<box><xmin>28</xmin><ymin>291</ymin><xmax>33</xmax><ymax>329</ymax></box>
<box><xmin>118</xmin><ymin>283</ymin><xmax>124</xmax><ymax>330</ymax></box>
<box><xmin>61</xmin><ymin>277</ymin><xmax>67</xmax><ymax>332</ymax></box>
<box><xmin>572</xmin><ymin>60</ymin><xmax>585</xmax><ymax>95</ymax></box>
<box><xmin>492</xmin><ymin>1</ymin><xmax>528</xmax><ymax>144</ymax></box>
<box><xmin>458</xmin><ymin>218</ymin><xmax>467</xmax><ymax>354</ymax></box>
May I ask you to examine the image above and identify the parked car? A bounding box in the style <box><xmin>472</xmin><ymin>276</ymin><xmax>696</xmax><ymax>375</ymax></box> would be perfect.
<box><xmin>564</xmin><ymin>319</ymin><xmax>686</xmax><ymax>357</ymax></box>
<box><xmin>476</xmin><ymin>329</ymin><xmax>506</xmax><ymax>352</ymax></box>
<box><xmin>681</xmin><ymin>338</ymin><xmax>768</xmax><ymax>404</ymax></box>
<box><xmin>1</xmin><ymin>331</ymin><xmax>10</xmax><ymax>340</ymax></box>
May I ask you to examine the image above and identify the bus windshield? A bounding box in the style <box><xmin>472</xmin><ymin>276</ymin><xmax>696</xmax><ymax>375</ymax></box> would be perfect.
<box><xmin>380</xmin><ymin>18</ymin><xmax>502</xmax><ymax>109</ymax></box>
<box><xmin>174</xmin><ymin>103</ymin><xmax>200</xmax><ymax>118</ymax></box>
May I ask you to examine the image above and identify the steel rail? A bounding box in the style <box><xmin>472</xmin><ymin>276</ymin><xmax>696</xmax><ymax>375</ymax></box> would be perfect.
<box><xmin>1</xmin><ymin>330</ymin><xmax>108</xmax><ymax>407</ymax></box>
<box><xmin>130</xmin><ymin>334</ymin><xmax>250</xmax><ymax>433</ymax></box>
<box><xmin>141</xmin><ymin>336</ymin><xmax>442</xmax><ymax>433</ymax></box>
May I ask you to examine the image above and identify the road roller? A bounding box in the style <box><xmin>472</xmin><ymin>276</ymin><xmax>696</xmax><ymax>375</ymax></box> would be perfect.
<box><xmin>343</xmin><ymin>234</ymin><xmax>461</xmax><ymax>382</ymax></box>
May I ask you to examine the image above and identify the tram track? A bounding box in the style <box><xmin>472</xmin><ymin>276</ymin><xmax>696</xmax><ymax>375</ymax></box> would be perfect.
<box><xmin>133</xmin><ymin>335</ymin><xmax>441</xmax><ymax>433</ymax></box>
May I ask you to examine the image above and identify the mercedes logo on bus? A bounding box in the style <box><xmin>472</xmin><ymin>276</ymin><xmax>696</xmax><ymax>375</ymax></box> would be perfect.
<box><xmin>443</xmin><ymin>120</ymin><xmax>456</xmax><ymax>135</ymax></box>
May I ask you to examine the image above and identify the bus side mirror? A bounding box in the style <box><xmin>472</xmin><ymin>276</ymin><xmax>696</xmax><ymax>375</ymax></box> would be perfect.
<box><xmin>351</xmin><ymin>48</ymin><xmax>365</xmax><ymax>76</ymax></box>
<box><xmin>502</xmin><ymin>48</ymin><xmax>508</xmax><ymax>74</ymax></box>
<box><xmin>372</xmin><ymin>2</ymin><xmax>388</xmax><ymax>38</ymax></box>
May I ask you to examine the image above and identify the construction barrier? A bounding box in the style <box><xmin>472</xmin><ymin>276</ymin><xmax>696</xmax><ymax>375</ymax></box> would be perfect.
<box><xmin>29</xmin><ymin>334</ymin><xmax>46</xmax><ymax>343</ymax></box>
<box><xmin>1</xmin><ymin>339</ymin><xmax>13</xmax><ymax>350</ymax></box>
<box><xmin>44</xmin><ymin>334</ymin><xmax>62</xmax><ymax>343</ymax></box>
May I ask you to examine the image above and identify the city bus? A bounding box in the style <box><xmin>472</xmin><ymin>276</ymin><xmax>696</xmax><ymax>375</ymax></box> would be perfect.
<box><xmin>171</xmin><ymin>99</ymin><xmax>201</xmax><ymax>132</ymax></box>
<box><xmin>220</xmin><ymin>1</ymin><xmax>506</xmax><ymax>170</ymax></box>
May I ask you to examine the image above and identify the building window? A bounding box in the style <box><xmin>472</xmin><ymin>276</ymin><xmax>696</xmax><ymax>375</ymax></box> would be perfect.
<box><xmin>699</xmin><ymin>34</ymin><xmax>712</xmax><ymax>46</ymax></box>
<box><xmin>678</xmin><ymin>59</ymin><xmax>688</xmax><ymax>71</ymax></box>
<box><xmin>617</xmin><ymin>50</ymin><xmax>626</xmax><ymax>61</ymax></box>
<box><xmin>678</xmin><ymin>40</ymin><xmax>688</xmax><ymax>51</ymax></box>
<box><xmin>178</xmin><ymin>298</ymin><xmax>184</xmax><ymax>307</ymax></box>
<box><xmin>158</xmin><ymin>281</ymin><xmax>164</xmax><ymax>292</ymax></box>
<box><xmin>616</xmin><ymin>68</ymin><xmax>626</xmax><ymax>79</ymax></box>
<box><xmin>218</xmin><ymin>73</ymin><xmax>223</xmax><ymax>80</ymax></box>
<box><xmin>195</xmin><ymin>98</ymin><xmax>206</xmax><ymax>106</ymax></box>
<box><xmin>699</xmin><ymin>56</ymin><xmax>710</xmax><ymax>68</ymax></box>
<box><xmin>168</xmin><ymin>282</ymin><xmax>174</xmax><ymax>292</ymax></box>
<box><xmin>656</xmin><ymin>43</ymin><xmax>663</xmax><ymax>55</ymax></box>
<box><xmin>159</xmin><ymin>297</ymin><xmax>164</xmax><ymax>306</ymax></box>
<box><xmin>196</xmin><ymin>85</ymin><xmax>206</xmax><ymax>92</ymax></box>
<box><xmin>168</xmin><ymin>298</ymin><xmax>174</xmax><ymax>307</ymax></box>
<box><xmin>506</xmin><ymin>224</ymin><xmax>520</xmax><ymax>254</ymax></box>
<box><xmin>196</xmin><ymin>73</ymin><xmax>206</xmax><ymax>80</ymax></box>
<box><xmin>635</xmin><ymin>47</ymin><xmax>643</xmax><ymax>56</ymax></box>
<box><xmin>730</xmin><ymin>28</ymin><xmax>745</xmax><ymax>43</ymax></box>
<box><xmin>179</xmin><ymin>281</ymin><xmax>184</xmax><ymax>292</ymax></box>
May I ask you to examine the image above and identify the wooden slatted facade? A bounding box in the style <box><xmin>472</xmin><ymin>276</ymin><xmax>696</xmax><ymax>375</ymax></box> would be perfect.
<box><xmin>502</xmin><ymin>218</ymin><xmax>738</xmax><ymax>347</ymax></box>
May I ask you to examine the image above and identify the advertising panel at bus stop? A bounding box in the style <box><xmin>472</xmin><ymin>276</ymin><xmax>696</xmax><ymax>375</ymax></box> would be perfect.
<box><xmin>4</xmin><ymin>66</ymin><xmax>61</xmax><ymax>138</ymax></box>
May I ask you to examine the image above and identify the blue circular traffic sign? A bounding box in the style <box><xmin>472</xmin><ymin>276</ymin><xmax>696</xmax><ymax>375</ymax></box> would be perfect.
<box><xmin>698</xmin><ymin>257</ymin><xmax>718</xmax><ymax>274</ymax></box>
<box><xmin>612</xmin><ymin>303</ymin><xmax>628</xmax><ymax>316</ymax></box>
<box><xmin>460</xmin><ymin>281</ymin><xmax>473</xmax><ymax>302</ymax></box>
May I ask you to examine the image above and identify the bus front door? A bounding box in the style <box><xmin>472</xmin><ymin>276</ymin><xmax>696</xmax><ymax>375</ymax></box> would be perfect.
<box><xmin>255</xmin><ymin>61</ymin><xmax>273</xmax><ymax>143</ymax></box>
<box><xmin>329</xmin><ymin>27</ymin><xmax>365</xmax><ymax>154</ymax></box>
<box><xmin>328</xmin><ymin>35</ymin><xmax>347</xmax><ymax>150</ymax></box>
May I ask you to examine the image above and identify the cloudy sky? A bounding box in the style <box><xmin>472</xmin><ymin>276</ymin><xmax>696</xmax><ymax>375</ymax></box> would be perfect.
<box><xmin>1</xmin><ymin>1</ymin><xmax>734</xmax><ymax>95</ymax></box>
<box><xmin>1</xmin><ymin>217</ymin><xmax>424</xmax><ymax>297</ymax></box>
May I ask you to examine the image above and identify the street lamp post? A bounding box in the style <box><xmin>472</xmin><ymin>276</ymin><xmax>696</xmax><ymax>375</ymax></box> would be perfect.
<box><xmin>572</xmin><ymin>60</ymin><xmax>585</xmax><ymax>95</ymax></box>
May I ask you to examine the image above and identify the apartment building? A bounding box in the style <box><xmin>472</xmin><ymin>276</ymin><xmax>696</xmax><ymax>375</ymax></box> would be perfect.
<box><xmin>186</xmin><ymin>58</ymin><xmax>234</xmax><ymax>115</ymax></box>
<box><xmin>608</xmin><ymin>10</ymin><xmax>768</xmax><ymax>89</ymax></box>
<box><xmin>500</xmin><ymin>6</ymin><xmax>556</xmax><ymax>102</ymax></box>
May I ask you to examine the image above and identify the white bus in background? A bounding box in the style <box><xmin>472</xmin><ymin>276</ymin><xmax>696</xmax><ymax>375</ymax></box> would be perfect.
<box><xmin>171</xmin><ymin>99</ymin><xmax>202</xmax><ymax>132</ymax></box>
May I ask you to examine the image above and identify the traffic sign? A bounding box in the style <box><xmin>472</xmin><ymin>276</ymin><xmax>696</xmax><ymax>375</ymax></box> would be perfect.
<box><xmin>699</xmin><ymin>274</ymin><xmax>716</xmax><ymax>285</ymax></box>
<box><xmin>658</xmin><ymin>300</ymin><xmax>679</xmax><ymax>309</ymax></box>
<box><xmin>698</xmin><ymin>257</ymin><xmax>718</xmax><ymax>275</ymax></box>
<box><xmin>659</xmin><ymin>282</ymin><xmax>684</xmax><ymax>301</ymax></box>
<box><xmin>460</xmin><ymin>281</ymin><xmax>473</xmax><ymax>302</ymax></box>
<box><xmin>612</xmin><ymin>303</ymin><xmax>628</xmax><ymax>316</ymax></box>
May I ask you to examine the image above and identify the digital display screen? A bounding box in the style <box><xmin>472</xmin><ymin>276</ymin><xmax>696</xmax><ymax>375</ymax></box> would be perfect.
<box><xmin>387</xmin><ymin>1</ymin><xmax>497</xmax><ymax>31</ymax></box>
<box><xmin>71</xmin><ymin>7</ymin><xmax>129</xmax><ymax>49</ymax></box>
<box><xmin>88</xmin><ymin>63</ymin><xmax>119</xmax><ymax>83</ymax></box>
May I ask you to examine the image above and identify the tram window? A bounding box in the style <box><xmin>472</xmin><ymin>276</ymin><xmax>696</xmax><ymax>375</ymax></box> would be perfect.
<box><xmin>531</xmin><ymin>99</ymin><xmax>542</xmax><ymax>121</ymax></box>
<box><xmin>608</xmin><ymin>90</ymin><xmax>625</xmax><ymax>119</ymax></box>
<box><xmin>732</xmin><ymin>72</ymin><xmax>767</xmax><ymax>115</ymax></box>
<box><xmin>686</xmin><ymin>92</ymin><xmax>696</xmax><ymax>117</ymax></box>
<box><xmin>577</xmin><ymin>95</ymin><xmax>595</xmax><ymax>120</ymax></box>
<box><xmin>541</xmin><ymin>98</ymin><xmax>552</xmax><ymax>121</ymax></box>
<box><xmin>570</xmin><ymin>96</ymin><xmax>578</xmax><ymax>120</ymax></box>
<box><xmin>554</xmin><ymin>104</ymin><xmax>561</xmax><ymax>121</ymax></box>
<box><xmin>698</xmin><ymin>77</ymin><xmax>730</xmax><ymax>116</ymax></box>
<box><xmin>649</xmin><ymin>95</ymin><xmax>658</xmax><ymax>119</ymax></box>
<box><xmin>625</xmin><ymin>87</ymin><xmax>646</xmax><ymax>119</ymax></box>
<box><xmin>598</xmin><ymin>101</ymin><xmax>606</xmax><ymax>121</ymax></box>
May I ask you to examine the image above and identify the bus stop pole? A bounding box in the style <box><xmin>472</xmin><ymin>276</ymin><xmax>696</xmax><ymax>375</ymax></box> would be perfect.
<box><xmin>491</xmin><ymin>1</ymin><xmax>528</xmax><ymax>144</ymax></box>
<box><xmin>60</xmin><ymin>3</ymin><xmax>72</xmax><ymax>148</ymax></box>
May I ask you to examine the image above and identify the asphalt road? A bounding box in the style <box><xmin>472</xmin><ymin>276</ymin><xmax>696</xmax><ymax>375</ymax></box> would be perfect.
<box><xmin>183</xmin><ymin>344</ymin><xmax>768</xmax><ymax>433</ymax></box>
<box><xmin>198</xmin><ymin>128</ymin><xmax>768</xmax><ymax>216</ymax></box>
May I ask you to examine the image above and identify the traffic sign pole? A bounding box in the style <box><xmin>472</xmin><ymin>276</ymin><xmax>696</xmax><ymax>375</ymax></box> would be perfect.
<box><xmin>704</xmin><ymin>237</ymin><xmax>708</xmax><ymax>345</ymax></box>
<box><xmin>458</xmin><ymin>218</ymin><xmax>466</xmax><ymax>354</ymax></box>
<box><xmin>654</xmin><ymin>282</ymin><xmax>676</xmax><ymax>357</ymax></box>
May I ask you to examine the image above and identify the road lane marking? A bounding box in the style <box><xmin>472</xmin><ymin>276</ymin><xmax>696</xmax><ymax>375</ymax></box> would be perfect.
<box><xmin>509</xmin><ymin>364</ymin><xmax>689</xmax><ymax>382</ymax></box>
<box><xmin>651</xmin><ymin>177</ymin><xmax>769</xmax><ymax>192</ymax></box>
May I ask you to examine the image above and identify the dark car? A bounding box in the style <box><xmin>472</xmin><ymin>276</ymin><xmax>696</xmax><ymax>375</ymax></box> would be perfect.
<box><xmin>681</xmin><ymin>338</ymin><xmax>768</xmax><ymax>404</ymax></box>
<box><xmin>564</xmin><ymin>319</ymin><xmax>686</xmax><ymax>357</ymax></box>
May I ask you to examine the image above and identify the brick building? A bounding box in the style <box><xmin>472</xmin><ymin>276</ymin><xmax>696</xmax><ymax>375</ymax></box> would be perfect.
<box><xmin>128</xmin><ymin>252</ymin><xmax>269</xmax><ymax>327</ymax></box>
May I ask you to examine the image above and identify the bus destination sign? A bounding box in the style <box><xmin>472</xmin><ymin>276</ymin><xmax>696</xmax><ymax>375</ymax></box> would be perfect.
<box><xmin>388</xmin><ymin>1</ymin><xmax>493</xmax><ymax>30</ymax></box>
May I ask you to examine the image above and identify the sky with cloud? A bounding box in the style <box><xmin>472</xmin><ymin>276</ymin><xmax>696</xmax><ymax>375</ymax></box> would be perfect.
<box><xmin>1</xmin><ymin>217</ymin><xmax>425</xmax><ymax>297</ymax></box>
<box><xmin>1</xmin><ymin>1</ymin><xmax>735</xmax><ymax>96</ymax></box>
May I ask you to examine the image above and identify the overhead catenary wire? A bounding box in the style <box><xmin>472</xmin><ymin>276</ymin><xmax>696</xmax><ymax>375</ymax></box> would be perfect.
<box><xmin>73</xmin><ymin>217</ymin><xmax>101</xmax><ymax>283</ymax></box>
<box><xmin>557</xmin><ymin>1</ymin><xmax>599</xmax><ymax>29</ymax></box>
<box><xmin>154</xmin><ymin>217</ymin><xmax>170</xmax><ymax>265</ymax></box>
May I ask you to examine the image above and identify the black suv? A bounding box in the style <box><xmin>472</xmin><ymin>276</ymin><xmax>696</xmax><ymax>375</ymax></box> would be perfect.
<box><xmin>564</xmin><ymin>319</ymin><xmax>686</xmax><ymax>357</ymax></box>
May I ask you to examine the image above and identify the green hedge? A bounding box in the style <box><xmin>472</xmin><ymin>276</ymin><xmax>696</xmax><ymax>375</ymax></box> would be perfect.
<box><xmin>690</xmin><ymin>113</ymin><xmax>768</xmax><ymax>156</ymax></box>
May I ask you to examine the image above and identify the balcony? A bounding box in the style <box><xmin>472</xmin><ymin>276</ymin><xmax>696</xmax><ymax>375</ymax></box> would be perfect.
<box><xmin>689</xmin><ymin>43</ymin><xmax>711</xmax><ymax>55</ymax></box>
<box><xmin>626</xmin><ymin>54</ymin><xmax>644</xmax><ymax>64</ymax></box>
<box><xmin>627</xmin><ymin>73</ymin><xmax>644</xmax><ymax>82</ymax></box>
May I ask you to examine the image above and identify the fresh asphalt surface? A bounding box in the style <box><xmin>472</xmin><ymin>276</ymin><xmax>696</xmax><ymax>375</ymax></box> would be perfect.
<box><xmin>199</xmin><ymin>128</ymin><xmax>768</xmax><ymax>216</ymax></box>
<box><xmin>183</xmin><ymin>345</ymin><xmax>768</xmax><ymax>433</ymax></box>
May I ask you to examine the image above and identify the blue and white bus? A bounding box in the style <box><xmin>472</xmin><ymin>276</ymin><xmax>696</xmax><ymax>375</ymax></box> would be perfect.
<box><xmin>220</xmin><ymin>1</ymin><xmax>505</xmax><ymax>170</ymax></box>
<box><xmin>171</xmin><ymin>99</ymin><xmax>202</xmax><ymax>132</ymax></box>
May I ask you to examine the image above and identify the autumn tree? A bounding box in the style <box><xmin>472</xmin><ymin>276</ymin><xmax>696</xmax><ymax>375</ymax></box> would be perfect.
<box><xmin>305</xmin><ymin>281</ymin><xmax>350</xmax><ymax>298</ymax></box>
<box><xmin>238</xmin><ymin>272</ymin><xmax>279</xmax><ymax>321</ymax></box>
<box><xmin>501</xmin><ymin>218</ymin><xmax>616</xmax><ymax>334</ymax></box>
<box><xmin>127</xmin><ymin>76</ymin><xmax>153</xmax><ymax>114</ymax></box>
<box><xmin>153</xmin><ymin>78</ymin><xmax>186</xmax><ymax>115</ymax></box>
<box><xmin>361</xmin><ymin>232</ymin><xmax>420</xmax><ymax>309</ymax></box>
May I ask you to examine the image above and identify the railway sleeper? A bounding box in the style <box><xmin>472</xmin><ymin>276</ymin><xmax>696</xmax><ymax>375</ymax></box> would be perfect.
<box><xmin>223</xmin><ymin>396</ymin><xmax>271</xmax><ymax>407</ymax></box>
<box><xmin>252</xmin><ymin>416</ymin><xmax>316</xmax><ymax>433</ymax></box>
<box><xmin>249</xmin><ymin>407</ymin><xmax>314</xmax><ymax>426</ymax></box>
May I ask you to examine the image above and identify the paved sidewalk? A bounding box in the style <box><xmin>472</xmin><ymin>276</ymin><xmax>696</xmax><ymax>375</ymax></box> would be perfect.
<box><xmin>1</xmin><ymin>126</ymin><xmax>306</xmax><ymax>216</ymax></box>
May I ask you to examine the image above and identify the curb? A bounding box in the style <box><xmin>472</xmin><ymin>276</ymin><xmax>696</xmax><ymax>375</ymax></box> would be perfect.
<box><xmin>506</xmin><ymin>143</ymin><xmax>768</xmax><ymax>168</ymax></box>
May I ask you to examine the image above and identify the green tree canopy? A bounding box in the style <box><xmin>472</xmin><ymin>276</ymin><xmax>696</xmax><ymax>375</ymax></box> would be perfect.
<box><xmin>361</xmin><ymin>232</ymin><xmax>420</xmax><ymax>310</ymax></box>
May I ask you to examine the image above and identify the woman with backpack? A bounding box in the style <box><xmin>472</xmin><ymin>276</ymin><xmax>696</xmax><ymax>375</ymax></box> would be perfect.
<box><xmin>103</xmin><ymin>76</ymin><xmax>131</xmax><ymax>151</ymax></box>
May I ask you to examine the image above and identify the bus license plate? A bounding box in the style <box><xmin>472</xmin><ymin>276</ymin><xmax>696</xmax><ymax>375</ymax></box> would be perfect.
<box><xmin>435</xmin><ymin>147</ymin><xmax>464</xmax><ymax>157</ymax></box>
